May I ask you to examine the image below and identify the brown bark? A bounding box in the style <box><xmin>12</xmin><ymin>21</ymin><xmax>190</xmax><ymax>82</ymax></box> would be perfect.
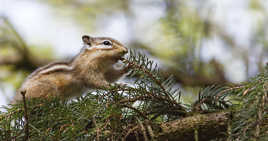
<box><xmin>126</xmin><ymin>111</ymin><xmax>230</xmax><ymax>141</ymax></box>
<box><xmin>157</xmin><ymin>112</ymin><xmax>230</xmax><ymax>141</ymax></box>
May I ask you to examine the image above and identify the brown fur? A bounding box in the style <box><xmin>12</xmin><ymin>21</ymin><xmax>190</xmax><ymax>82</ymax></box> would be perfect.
<box><xmin>12</xmin><ymin>35</ymin><xmax>128</xmax><ymax>103</ymax></box>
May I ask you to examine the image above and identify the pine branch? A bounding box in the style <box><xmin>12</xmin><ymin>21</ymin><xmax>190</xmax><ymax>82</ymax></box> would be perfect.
<box><xmin>0</xmin><ymin>50</ymin><xmax>267</xmax><ymax>141</ymax></box>
<box><xmin>157</xmin><ymin>111</ymin><xmax>231</xmax><ymax>141</ymax></box>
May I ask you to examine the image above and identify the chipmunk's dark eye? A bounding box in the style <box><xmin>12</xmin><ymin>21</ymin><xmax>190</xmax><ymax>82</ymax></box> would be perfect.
<box><xmin>103</xmin><ymin>40</ymin><xmax>112</xmax><ymax>46</ymax></box>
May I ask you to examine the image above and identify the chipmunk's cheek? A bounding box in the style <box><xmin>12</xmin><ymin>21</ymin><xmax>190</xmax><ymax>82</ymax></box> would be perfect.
<box><xmin>112</xmin><ymin>56</ymin><xmax>122</xmax><ymax>62</ymax></box>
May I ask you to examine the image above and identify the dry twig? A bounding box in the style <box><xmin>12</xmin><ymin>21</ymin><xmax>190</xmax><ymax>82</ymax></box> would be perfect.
<box><xmin>21</xmin><ymin>91</ymin><xmax>29</xmax><ymax>141</ymax></box>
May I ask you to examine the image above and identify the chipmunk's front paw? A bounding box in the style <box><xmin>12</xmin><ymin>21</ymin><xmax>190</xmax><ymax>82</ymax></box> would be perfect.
<box><xmin>116</xmin><ymin>83</ymin><xmax>128</xmax><ymax>88</ymax></box>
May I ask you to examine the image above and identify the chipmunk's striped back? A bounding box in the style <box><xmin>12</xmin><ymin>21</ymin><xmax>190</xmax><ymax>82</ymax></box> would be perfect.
<box><xmin>39</xmin><ymin>63</ymin><xmax>74</xmax><ymax>75</ymax></box>
<box><xmin>26</xmin><ymin>62</ymin><xmax>73</xmax><ymax>79</ymax></box>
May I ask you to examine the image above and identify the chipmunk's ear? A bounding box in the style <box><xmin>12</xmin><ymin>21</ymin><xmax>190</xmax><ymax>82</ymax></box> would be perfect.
<box><xmin>82</xmin><ymin>35</ymin><xmax>92</xmax><ymax>46</ymax></box>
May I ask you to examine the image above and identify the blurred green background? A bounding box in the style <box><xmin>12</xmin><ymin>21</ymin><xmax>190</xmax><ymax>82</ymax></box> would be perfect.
<box><xmin>0</xmin><ymin>0</ymin><xmax>267</xmax><ymax>106</ymax></box>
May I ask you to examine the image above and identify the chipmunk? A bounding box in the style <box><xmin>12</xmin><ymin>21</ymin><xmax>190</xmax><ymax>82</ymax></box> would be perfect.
<box><xmin>12</xmin><ymin>35</ymin><xmax>128</xmax><ymax>103</ymax></box>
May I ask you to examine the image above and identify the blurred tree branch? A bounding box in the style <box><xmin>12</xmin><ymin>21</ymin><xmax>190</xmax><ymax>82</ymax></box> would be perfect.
<box><xmin>130</xmin><ymin>42</ymin><xmax>230</xmax><ymax>87</ymax></box>
<box><xmin>0</xmin><ymin>16</ymin><xmax>51</xmax><ymax>72</ymax></box>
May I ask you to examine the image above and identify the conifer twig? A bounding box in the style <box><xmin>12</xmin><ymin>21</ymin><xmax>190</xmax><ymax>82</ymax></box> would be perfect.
<box><xmin>123</xmin><ymin>59</ymin><xmax>180</xmax><ymax>107</ymax></box>
<box><xmin>21</xmin><ymin>90</ymin><xmax>29</xmax><ymax>141</ymax></box>
<box><xmin>137</xmin><ymin>118</ymin><xmax>148</xmax><ymax>141</ymax></box>
<box><xmin>122</xmin><ymin>104</ymin><xmax>148</xmax><ymax>119</ymax></box>
<box><xmin>123</xmin><ymin>125</ymin><xmax>139</xmax><ymax>141</ymax></box>
<box><xmin>145</xmin><ymin>120</ymin><xmax>156</xmax><ymax>141</ymax></box>
<box><xmin>92</xmin><ymin>116</ymin><xmax>100</xmax><ymax>141</ymax></box>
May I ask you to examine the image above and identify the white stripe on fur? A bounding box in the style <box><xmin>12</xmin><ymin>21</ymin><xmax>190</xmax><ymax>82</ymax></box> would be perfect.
<box><xmin>86</xmin><ymin>44</ymin><xmax>112</xmax><ymax>50</ymax></box>
<box><xmin>39</xmin><ymin>65</ymin><xmax>73</xmax><ymax>74</ymax></box>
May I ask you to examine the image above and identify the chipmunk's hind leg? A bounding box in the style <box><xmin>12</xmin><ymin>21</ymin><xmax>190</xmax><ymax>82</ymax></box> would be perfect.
<box><xmin>26</xmin><ymin>81</ymin><xmax>58</xmax><ymax>99</ymax></box>
<box><xmin>11</xmin><ymin>81</ymin><xmax>58</xmax><ymax>104</ymax></box>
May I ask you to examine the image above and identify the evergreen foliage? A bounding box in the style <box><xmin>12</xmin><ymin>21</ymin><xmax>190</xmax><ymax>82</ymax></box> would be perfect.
<box><xmin>0</xmin><ymin>51</ymin><xmax>267</xmax><ymax>141</ymax></box>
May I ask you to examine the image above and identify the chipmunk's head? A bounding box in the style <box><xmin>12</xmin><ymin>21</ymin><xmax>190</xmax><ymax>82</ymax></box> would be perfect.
<box><xmin>82</xmin><ymin>35</ymin><xmax>128</xmax><ymax>61</ymax></box>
